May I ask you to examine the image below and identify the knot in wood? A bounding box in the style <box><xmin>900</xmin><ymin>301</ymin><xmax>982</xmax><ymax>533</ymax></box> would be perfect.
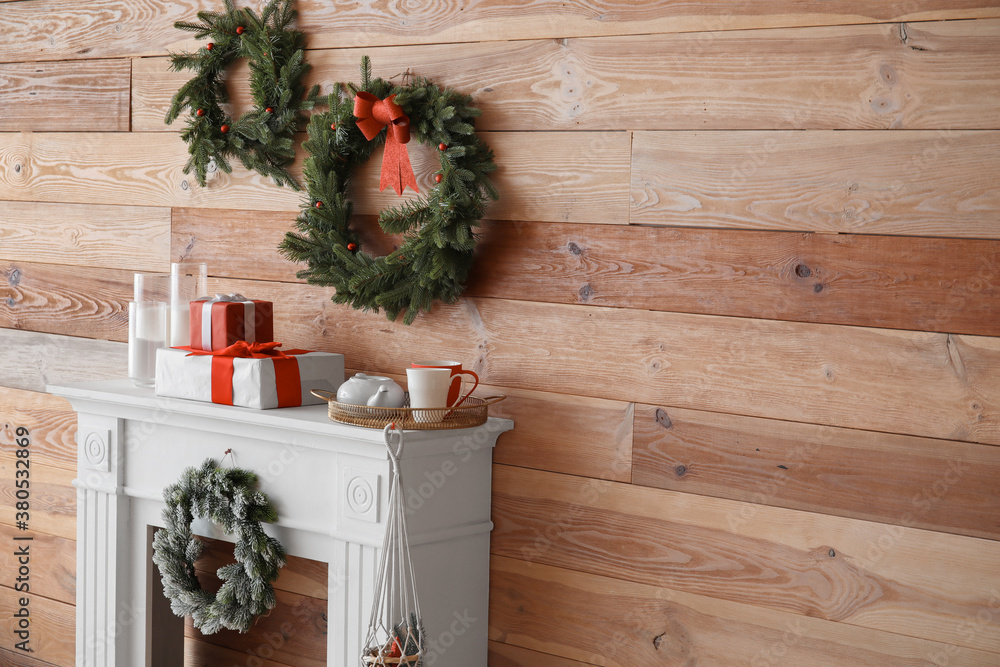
<box><xmin>879</xmin><ymin>64</ymin><xmax>898</xmax><ymax>86</ymax></box>
<box><xmin>578</xmin><ymin>283</ymin><xmax>594</xmax><ymax>301</ymax></box>
<box><xmin>675</xmin><ymin>464</ymin><xmax>687</xmax><ymax>477</ymax></box>
<box><xmin>795</xmin><ymin>264</ymin><xmax>812</xmax><ymax>278</ymax></box>
<box><xmin>567</xmin><ymin>241</ymin><xmax>583</xmax><ymax>256</ymax></box>
<box><xmin>655</xmin><ymin>408</ymin><xmax>672</xmax><ymax>429</ymax></box>
<box><xmin>7</xmin><ymin>268</ymin><xmax>21</xmax><ymax>287</ymax></box>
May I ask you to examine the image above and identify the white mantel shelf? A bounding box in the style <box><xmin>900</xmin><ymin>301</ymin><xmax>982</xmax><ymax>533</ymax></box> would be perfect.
<box><xmin>50</xmin><ymin>379</ymin><xmax>513</xmax><ymax>667</ymax></box>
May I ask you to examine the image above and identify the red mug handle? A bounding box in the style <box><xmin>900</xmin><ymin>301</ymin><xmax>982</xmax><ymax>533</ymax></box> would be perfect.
<box><xmin>451</xmin><ymin>369</ymin><xmax>479</xmax><ymax>407</ymax></box>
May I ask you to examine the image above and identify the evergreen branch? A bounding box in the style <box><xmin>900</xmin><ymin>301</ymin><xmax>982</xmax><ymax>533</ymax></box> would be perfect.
<box><xmin>167</xmin><ymin>0</ymin><xmax>310</xmax><ymax>190</ymax></box>
<box><xmin>281</xmin><ymin>56</ymin><xmax>497</xmax><ymax>324</ymax></box>
<box><xmin>152</xmin><ymin>459</ymin><xmax>285</xmax><ymax>635</ymax></box>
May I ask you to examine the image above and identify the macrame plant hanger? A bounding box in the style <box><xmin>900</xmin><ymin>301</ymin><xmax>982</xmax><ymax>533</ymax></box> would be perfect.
<box><xmin>362</xmin><ymin>424</ymin><xmax>424</xmax><ymax>666</ymax></box>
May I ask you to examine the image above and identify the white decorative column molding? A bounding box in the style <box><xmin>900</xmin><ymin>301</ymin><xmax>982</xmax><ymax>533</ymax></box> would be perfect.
<box><xmin>51</xmin><ymin>379</ymin><xmax>512</xmax><ymax>667</ymax></box>
<box><xmin>74</xmin><ymin>413</ymin><xmax>130</xmax><ymax>666</ymax></box>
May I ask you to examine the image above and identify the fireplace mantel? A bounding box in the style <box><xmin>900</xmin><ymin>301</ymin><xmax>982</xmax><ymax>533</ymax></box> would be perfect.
<box><xmin>50</xmin><ymin>379</ymin><xmax>513</xmax><ymax>667</ymax></box>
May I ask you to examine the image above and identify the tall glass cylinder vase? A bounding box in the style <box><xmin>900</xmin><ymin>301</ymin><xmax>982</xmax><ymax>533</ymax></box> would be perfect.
<box><xmin>129</xmin><ymin>272</ymin><xmax>170</xmax><ymax>388</ymax></box>
<box><xmin>169</xmin><ymin>262</ymin><xmax>208</xmax><ymax>347</ymax></box>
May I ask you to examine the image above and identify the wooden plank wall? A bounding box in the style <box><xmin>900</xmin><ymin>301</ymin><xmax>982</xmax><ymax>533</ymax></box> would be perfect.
<box><xmin>2</xmin><ymin>1</ymin><xmax>1000</xmax><ymax>665</ymax></box>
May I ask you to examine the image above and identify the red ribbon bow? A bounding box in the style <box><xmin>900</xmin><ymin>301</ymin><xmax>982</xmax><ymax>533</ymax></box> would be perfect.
<box><xmin>354</xmin><ymin>92</ymin><xmax>419</xmax><ymax>196</ymax></box>
<box><xmin>180</xmin><ymin>342</ymin><xmax>309</xmax><ymax>407</ymax></box>
<box><xmin>183</xmin><ymin>340</ymin><xmax>308</xmax><ymax>359</ymax></box>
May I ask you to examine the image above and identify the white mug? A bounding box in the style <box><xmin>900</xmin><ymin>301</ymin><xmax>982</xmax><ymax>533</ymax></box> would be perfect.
<box><xmin>406</xmin><ymin>367</ymin><xmax>453</xmax><ymax>423</ymax></box>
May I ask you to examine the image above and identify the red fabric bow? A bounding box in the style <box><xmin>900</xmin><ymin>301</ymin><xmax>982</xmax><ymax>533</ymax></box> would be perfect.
<box><xmin>179</xmin><ymin>342</ymin><xmax>309</xmax><ymax>406</ymax></box>
<box><xmin>183</xmin><ymin>340</ymin><xmax>308</xmax><ymax>359</ymax></box>
<box><xmin>354</xmin><ymin>92</ymin><xmax>419</xmax><ymax>196</ymax></box>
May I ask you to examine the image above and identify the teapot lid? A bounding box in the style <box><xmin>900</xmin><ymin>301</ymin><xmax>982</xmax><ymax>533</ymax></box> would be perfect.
<box><xmin>351</xmin><ymin>373</ymin><xmax>392</xmax><ymax>382</ymax></box>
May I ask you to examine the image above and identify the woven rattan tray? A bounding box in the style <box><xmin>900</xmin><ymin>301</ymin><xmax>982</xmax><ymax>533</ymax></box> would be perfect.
<box><xmin>311</xmin><ymin>390</ymin><xmax>505</xmax><ymax>430</ymax></box>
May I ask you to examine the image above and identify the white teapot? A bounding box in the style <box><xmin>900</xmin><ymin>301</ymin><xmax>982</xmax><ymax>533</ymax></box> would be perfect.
<box><xmin>336</xmin><ymin>373</ymin><xmax>406</xmax><ymax>408</ymax></box>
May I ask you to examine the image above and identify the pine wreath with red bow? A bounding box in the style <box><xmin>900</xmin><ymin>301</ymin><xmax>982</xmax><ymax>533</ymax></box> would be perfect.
<box><xmin>280</xmin><ymin>57</ymin><xmax>498</xmax><ymax>325</ymax></box>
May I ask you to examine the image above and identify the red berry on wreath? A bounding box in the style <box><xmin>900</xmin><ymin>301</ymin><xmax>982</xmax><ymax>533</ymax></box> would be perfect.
<box><xmin>438</xmin><ymin>143</ymin><xmax>447</xmax><ymax>151</ymax></box>
<box><xmin>330</xmin><ymin>123</ymin><xmax>336</xmax><ymax>130</ymax></box>
<box><xmin>220</xmin><ymin>124</ymin><xmax>230</xmax><ymax>133</ymax></box>
<box><xmin>236</xmin><ymin>26</ymin><xmax>245</xmax><ymax>35</ymax></box>
<box><xmin>315</xmin><ymin>201</ymin><xmax>323</xmax><ymax>208</ymax></box>
<box><xmin>434</xmin><ymin>173</ymin><xmax>443</xmax><ymax>183</ymax></box>
<box><xmin>196</xmin><ymin>108</ymin><xmax>205</xmax><ymax>117</ymax></box>
<box><xmin>266</xmin><ymin>107</ymin><xmax>274</xmax><ymax>113</ymax></box>
<box><xmin>206</xmin><ymin>43</ymin><xmax>214</xmax><ymax>51</ymax></box>
<box><xmin>347</xmin><ymin>242</ymin><xmax>357</xmax><ymax>252</ymax></box>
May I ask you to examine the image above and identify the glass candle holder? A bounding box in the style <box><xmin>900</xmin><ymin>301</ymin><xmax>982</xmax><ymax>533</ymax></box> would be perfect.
<box><xmin>134</xmin><ymin>271</ymin><xmax>171</xmax><ymax>303</ymax></box>
<box><xmin>128</xmin><ymin>301</ymin><xmax>167</xmax><ymax>388</ymax></box>
<box><xmin>169</xmin><ymin>262</ymin><xmax>208</xmax><ymax>347</ymax></box>
<box><xmin>129</xmin><ymin>272</ymin><xmax>170</xmax><ymax>388</ymax></box>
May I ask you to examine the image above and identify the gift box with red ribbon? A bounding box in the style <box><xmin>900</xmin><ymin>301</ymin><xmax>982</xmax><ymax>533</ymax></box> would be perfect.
<box><xmin>154</xmin><ymin>341</ymin><xmax>344</xmax><ymax>409</ymax></box>
<box><xmin>189</xmin><ymin>293</ymin><xmax>274</xmax><ymax>351</ymax></box>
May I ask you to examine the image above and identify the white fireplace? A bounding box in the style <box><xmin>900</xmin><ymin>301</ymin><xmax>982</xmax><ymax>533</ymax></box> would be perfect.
<box><xmin>51</xmin><ymin>379</ymin><xmax>512</xmax><ymax>667</ymax></box>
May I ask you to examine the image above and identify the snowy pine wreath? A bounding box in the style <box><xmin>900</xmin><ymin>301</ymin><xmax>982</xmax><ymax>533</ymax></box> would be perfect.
<box><xmin>152</xmin><ymin>459</ymin><xmax>286</xmax><ymax>635</ymax></box>
<box><xmin>166</xmin><ymin>0</ymin><xmax>317</xmax><ymax>189</ymax></box>
<box><xmin>280</xmin><ymin>57</ymin><xmax>498</xmax><ymax>325</ymax></box>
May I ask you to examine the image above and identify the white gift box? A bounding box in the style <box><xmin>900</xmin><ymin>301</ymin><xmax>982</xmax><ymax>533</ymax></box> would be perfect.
<box><xmin>155</xmin><ymin>346</ymin><xmax>344</xmax><ymax>409</ymax></box>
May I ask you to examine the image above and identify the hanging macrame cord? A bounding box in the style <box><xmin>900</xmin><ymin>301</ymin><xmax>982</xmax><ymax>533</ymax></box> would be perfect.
<box><xmin>362</xmin><ymin>424</ymin><xmax>425</xmax><ymax>665</ymax></box>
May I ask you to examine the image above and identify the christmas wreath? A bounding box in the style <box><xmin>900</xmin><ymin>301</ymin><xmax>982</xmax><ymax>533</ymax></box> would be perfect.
<box><xmin>280</xmin><ymin>57</ymin><xmax>498</xmax><ymax>324</ymax></box>
<box><xmin>151</xmin><ymin>459</ymin><xmax>286</xmax><ymax>635</ymax></box>
<box><xmin>166</xmin><ymin>0</ymin><xmax>317</xmax><ymax>189</ymax></box>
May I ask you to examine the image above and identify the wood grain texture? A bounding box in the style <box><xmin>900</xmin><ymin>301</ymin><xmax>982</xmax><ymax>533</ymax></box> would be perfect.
<box><xmin>172</xmin><ymin>208</ymin><xmax>423</xmax><ymax>281</ymax></box>
<box><xmin>0</xmin><ymin>131</ymin><xmax>630</xmax><ymax>224</ymax></box>
<box><xmin>630</xmin><ymin>130</ymin><xmax>1000</xmax><ymax>237</ymax></box>
<box><xmin>185</xmin><ymin>640</ymin><xmax>298</xmax><ymax>667</ymax></box>
<box><xmin>0</xmin><ymin>523</ymin><xmax>75</xmax><ymax>606</ymax></box>
<box><xmin>632</xmin><ymin>404</ymin><xmax>1000</xmax><ymax>541</ymax></box>
<box><xmin>4</xmin><ymin>2</ymin><xmax>1000</xmax><ymax>666</ymax></box>
<box><xmin>0</xmin><ymin>456</ymin><xmax>76</xmax><ymax>541</ymax></box>
<box><xmin>1</xmin><ymin>261</ymin><xmax>131</xmax><ymax>342</ymax></box>
<box><xmin>484</xmin><ymin>384</ymin><xmax>633</xmax><ymax>483</ymax></box>
<box><xmin>490</xmin><ymin>554</ymin><xmax>1000</xmax><ymax>666</ymax></box>
<box><xmin>0</xmin><ymin>387</ymin><xmax>76</xmax><ymax>471</ymax></box>
<box><xmin>193</xmin><ymin>535</ymin><xmax>328</xmax><ymax>601</ymax></box>
<box><xmin>134</xmin><ymin>19</ymin><xmax>1000</xmax><ymax>133</ymax></box>
<box><xmin>209</xmin><ymin>278</ymin><xmax>1000</xmax><ymax>446</ymax></box>
<box><xmin>3</xmin><ymin>0</ymin><xmax>998</xmax><ymax>63</ymax></box>
<box><xmin>488</xmin><ymin>639</ymin><xmax>594</xmax><ymax>666</ymax></box>
<box><xmin>0</xmin><ymin>201</ymin><xmax>171</xmax><ymax>272</ymax></box>
<box><xmin>171</xmin><ymin>207</ymin><xmax>301</xmax><ymax>281</ymax></box>
<box><xmin>0</xmin><ymin>648</ymin><xmax>65</xmax><ymax>667</ymax></box>
<box><xmin>4</xmin><ymin>266</ymin><xmax>999</xmax><ymax>446</ymax></box>
<box><xmin>343</xmin><ymin>369</ymin><xmax>633</xmax><ymax>482</ymax></box>
<box><xmin>0</xmin><ymin>329</ymin><xmax>127</xmax><ymax>394</ymax></box>
<box><xmin>184</xmin><ymin>588</ymin><xmax>327</xmax><ymax>667</ymax></box>
<box><xmin>172</xmin><ymin>210</ymin><xmax>1000</xmax><ymax>334</ymax></box>
<box><xmin>468</xmin><ymin>221</ymin><xmax>1000</xmax><ymax>336</ymax></box>
<box><xmin>0</xmin><ymin>59</ymin><xmax>130</xmax><ymax>131</ymax></box>
<box><xmin>0</xmin><ymin>587</ymin><xmax>74</xmax><ymax>667</ymax></box>
<box><xmin>490</xmin><ymin>465</ymin><xmax>1000</xmax><ymax>652</ymax></box>
<box><xmin>0</xmin><ymin>0</ymin><xmax>204</xmax><ymax>62</ymax></box>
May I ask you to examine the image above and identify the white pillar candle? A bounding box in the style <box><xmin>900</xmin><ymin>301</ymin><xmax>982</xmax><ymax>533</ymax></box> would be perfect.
<box><xmin>129</xmin><ymin>302</ymin><xmax>167</xmax><ymax>387</ymax></box>
<box><xmin>169</xmin><ymin>302</ymin><xmax>190</xmax><ymax>347</ymax></box>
